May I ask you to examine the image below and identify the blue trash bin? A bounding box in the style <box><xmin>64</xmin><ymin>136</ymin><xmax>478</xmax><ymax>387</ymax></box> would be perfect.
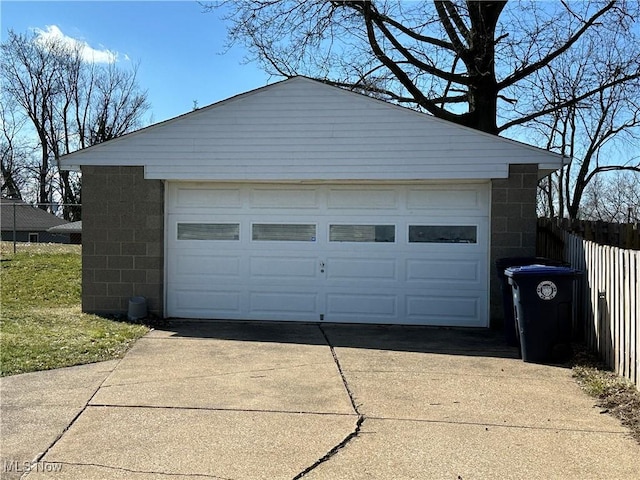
<box><xmin>496</xmin><ymin>257</ymin><xmax>569</xmax><ymax>346</ymax></box>
<box><xmin>505</xmin><ymin>265</ymin><xmax>581</xmax><ymax>363</ymax></box>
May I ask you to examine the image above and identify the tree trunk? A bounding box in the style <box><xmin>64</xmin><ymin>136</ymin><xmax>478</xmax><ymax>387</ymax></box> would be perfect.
<box><xmin>38</xmin><ymin>132</ymin><xmax>49</xmax><ymax>210</ymax></box>
<box><xmin>462</xmin><ymin>1</ymin><xmax>504</xmax><ymax>135</ymax></box>
<box><xmin>1</xmin><ymin>163</ymin><xmax>22</xmax><ymax>199</ymax></box>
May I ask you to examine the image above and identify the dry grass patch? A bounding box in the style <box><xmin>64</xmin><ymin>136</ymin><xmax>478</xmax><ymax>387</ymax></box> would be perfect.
<box><xmin>572</xmin><ymin>348</ymin><xmax>640</xmax><ymax>444</ymax></box>
<box><xmin>1</xmin><ymin>240</ymin><xmax>81</xmax><ymax>256</ymax></box>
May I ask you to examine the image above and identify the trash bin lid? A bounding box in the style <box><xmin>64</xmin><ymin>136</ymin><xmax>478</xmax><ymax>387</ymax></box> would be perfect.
<box><xmin>504</xmin><ymin>264</ymin><xmax>580</xmax><ymax>277</ymax></box>
<box><xmin>496</xmin><ymin>257</ymin><xmax>568</xmax><ymax>269</ymax></box>
<box><xmin>496</xmin><ymin>257</ymin><xmax>570</xmax><ymax>280</ymax></box>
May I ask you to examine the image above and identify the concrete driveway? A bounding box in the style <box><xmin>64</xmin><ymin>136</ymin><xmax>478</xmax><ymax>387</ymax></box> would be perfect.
<box><xmin>1</xmin><ymin>321</ymin><xmax>639</xmax><ymax>479</ymax></box>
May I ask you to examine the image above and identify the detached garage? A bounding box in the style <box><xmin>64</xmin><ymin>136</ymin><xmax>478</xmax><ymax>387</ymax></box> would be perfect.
<box><xmin>61</xmin><ymin>76</ymin><xmax>563</xmax><ymax>328</ymax></box>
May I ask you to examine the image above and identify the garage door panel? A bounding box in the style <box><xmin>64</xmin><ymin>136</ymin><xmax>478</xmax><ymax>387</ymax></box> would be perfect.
<box><xmin>250</xmin><ymin>187</ymin><xmax>319</xmax><ymax>209</ymax></box>
<box><xmin>174</xmin><ymin>186</ymin><xmax>242</xmax><ymax>209</ymax></box>
<box><xmin>171</xmin><ymin>289</ymin><xmax>242</xmax><ymax>316</ymax></box>
<box><xmin>328</xmin><ymin>188</ymin><xmax>398</xmax><ymax>209</ymax></box>
<box><xmin>406</xmin><ymin>294</ymin><xmax>481</xmax><ymax>326</ymax></box>
<box><xmin>406</xmin><ymin>258</ymin><xmax>480</xmax><ymax>285</ymax></box>
<box><xmin>327</xmin><ymin>293</ymin><xmax>397</xmax><ymax>318</ymax></box>
<box><xmin>249</xmin><ymin>256</ymin><xmax>318</xmax><ymax>280</ymax></box>
<box><xmin>326</xmin><ymin>257</ymin><xmax>397</xmax><ymax>281</ymax></box>
<box><xmin>407</xmin><ymin>187</ymin><xmax>486</xmax><ymax>212</ymax></box>
<box><xmin>249</xmin><ymin>291</ymin><xmax>318</xmax><ymax>315</ymax></box>
<box><xmin>175</xmin><ymin>253</ymin><xmax>241</xmax><ymax>278</ymax></box>
<box><xmin>166</xmin><ymin>182</ymin><xmax>489</xmax><ymax>326</ymax></box>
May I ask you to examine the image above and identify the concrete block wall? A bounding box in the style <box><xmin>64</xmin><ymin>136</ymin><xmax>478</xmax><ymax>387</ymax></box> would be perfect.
<box><xmin>80</xmin><ymin>163</ymin><xmax>538</xmax><ymax>325</ymax></box>
<box><xmin>490</xmin><ymin>164</ymin><xmax>538</xmax><ymax>328</ymax></box>
<box><xmin>82</xmin><ymin>166</ymin><xmax>164</xmax><ymax>317</ymax></box>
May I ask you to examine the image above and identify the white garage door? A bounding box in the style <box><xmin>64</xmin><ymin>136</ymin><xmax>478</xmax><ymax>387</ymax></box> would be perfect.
<box><xmin>166</xmin><ymin>182</ymin><xmax>489</xmax><ymax>326</ymax></box>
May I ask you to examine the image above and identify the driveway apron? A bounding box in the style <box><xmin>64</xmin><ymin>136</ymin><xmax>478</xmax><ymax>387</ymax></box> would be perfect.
<box><xmin>2</xmin><ymin>321</ymin><xmax>639</xmax><ymax>479</ymax></box>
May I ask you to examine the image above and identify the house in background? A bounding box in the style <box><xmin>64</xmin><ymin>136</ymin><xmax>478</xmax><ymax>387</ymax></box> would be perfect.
<box><xmin>60</xmin><ymin>77</ymin><xmax>564</xmax><ymax>328</ymax></box>
<box><xmin>1</xmin><ymin>197</ymin><xmax>70</xmax><ymax>243</ymax></box>
<box><xmin>47</xmin><ymin>221</ymin><xmax>82</xmax><ymax>244</ymax></box>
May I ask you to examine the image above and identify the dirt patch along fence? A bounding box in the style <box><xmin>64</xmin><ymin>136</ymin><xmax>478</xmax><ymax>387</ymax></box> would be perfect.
<box><xmin>538</xmin><ymin>219</ymin><xmax>639</xmax><ymax>390</ymax></box>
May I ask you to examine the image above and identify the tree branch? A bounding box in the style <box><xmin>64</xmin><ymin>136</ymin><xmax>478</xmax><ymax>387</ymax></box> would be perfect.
<box><xmin>359</xmin><ymin>1</ymin><xmax>462</xmax><ymax>122</ymax></box>
<box><xmin>498</xmin><ymin>71</ymin><xmax>640</xmax><ymax>132</ymax></box>
<box><xmin>374</xmin><ymin>10</ymin><xmax>455</xmax><ymax>50</ymax></box>
<box><xmin>585</xmin><ymin>164</ymin><xmax>640</xmax><ymax>186</ymax></box>
<box><xmin>372</xmin><ymin>11</ymin><xmax>469</xmax><ymax>85</ymax></box>
<box><xmin>498</xmin><ymin>0</ymin><xmax>617</xmax><ymax>89</ymax></box>
<box><xmin>442</xmin><ymin>1</ymin><xmax>469</xmax><ymax>42</ymax></box>
<box><xmin>434</xmin><ymin>1</ymin><xmax>468</xmax><ymax>56</ymax></box>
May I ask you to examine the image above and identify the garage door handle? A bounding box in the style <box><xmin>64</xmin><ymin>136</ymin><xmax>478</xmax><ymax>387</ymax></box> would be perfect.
<box><xmin>320</xmin><ymin>261</ymin><xmax>325</xmax><ymax>273</ymax></box>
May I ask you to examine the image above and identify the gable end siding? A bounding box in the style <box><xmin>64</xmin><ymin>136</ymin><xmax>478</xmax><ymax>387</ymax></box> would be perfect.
<box><xmin>82</xmin><ymin>166</ymin><xmax>164</xmax><ymax>316</ymax></box>
<box><xmin>61</xmin><ymin>78</ymin><xmax>563</xmax><ymax>180</ymax></box>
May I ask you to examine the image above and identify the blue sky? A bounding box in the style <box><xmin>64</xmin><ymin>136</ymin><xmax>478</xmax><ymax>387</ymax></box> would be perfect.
<box><xmin>1</xmin><ymin>0</ymin><xmax>271</xmax><ymax>123</ymax></box>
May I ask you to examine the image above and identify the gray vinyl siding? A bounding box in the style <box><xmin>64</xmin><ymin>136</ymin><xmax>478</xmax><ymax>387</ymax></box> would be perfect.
<box><xmin>61</xmin><ymin>77</ymin><xmax>562</xmax><ymax>181</ymax></box>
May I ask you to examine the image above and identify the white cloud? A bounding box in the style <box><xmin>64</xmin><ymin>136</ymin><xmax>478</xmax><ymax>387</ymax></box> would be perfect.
<box><xmin>33</xmin><ymin>25</ymin><xmax>120</xmax><ymax>64</ymax></box>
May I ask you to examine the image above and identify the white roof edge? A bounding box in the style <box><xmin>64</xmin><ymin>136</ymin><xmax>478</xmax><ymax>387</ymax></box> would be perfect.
<box><xmin>143</xmin><ymin>170</ymin><xmax>511</xmax><ymax>183</ymax></box>
<box><xmin>539</xmin><ymin>159</ymin><xmax>568</xmax><ymax>179</ymax></box>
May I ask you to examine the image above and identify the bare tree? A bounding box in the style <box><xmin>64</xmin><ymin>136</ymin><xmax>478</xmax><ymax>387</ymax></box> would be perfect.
<box><xmin>207</xmin><ymin>0</ymin><xmax>640</xmax><ymax>134</ymax></box>
<box><xmin>89</xmin><ymin>63</ymin><xmax>150</xmax><ymax>144</ymax></box>
<box><xmin>0</xmin><ymin>29</ymin><xmax>149</xmax><ymax>219</ymax></box>
<box><xmin>1</xmin><ymin>31</ymin><xmax>61</xmax><ymax>208</ymax></box>
<box><xmin>527</xmin><ymin>23</ymin><xmax>640</xmax><ymax>220</ymax></box>
<box><xmin>0</xmin><ymin>95</ymin><xmax>30</xmax><ymax>200</ymax></box>
<box><xmin>580</xmin><ymin>172</ymin><xmax>640</xmax><ymax>222</ymax></box>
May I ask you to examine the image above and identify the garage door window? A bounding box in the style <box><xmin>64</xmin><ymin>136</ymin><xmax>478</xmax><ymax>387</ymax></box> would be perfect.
<box><xmin>252</xmin><ymin>223</ymin><xmax>316</xmax><ymax>242</ymax></box>
<box><xmin>177</xmin><ymin>223</ymin><xmax>240</xmax><ymax>240</ymax></box>
<box><xmin>329</xmin><ymin>224</ymin><xmax>395</xmax><ymax>243</ymax></box>
<box><xmin>409</xmin><ymin>225</ymin><xmax>477</xmax><ymax>243</ymax></box>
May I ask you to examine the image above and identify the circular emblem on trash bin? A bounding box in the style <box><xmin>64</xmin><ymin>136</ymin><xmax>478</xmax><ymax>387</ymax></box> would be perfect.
<box><xmin>536</xmin><ymin>281</ymin><xmax>557</xmax><ymax>300</ymax></box>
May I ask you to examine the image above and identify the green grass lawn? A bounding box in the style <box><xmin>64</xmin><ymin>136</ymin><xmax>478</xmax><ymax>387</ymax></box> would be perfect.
<box><xmin>0</xmin><ymin>242</ymin><xmax>149</xmax><ymax>376</ymax></box>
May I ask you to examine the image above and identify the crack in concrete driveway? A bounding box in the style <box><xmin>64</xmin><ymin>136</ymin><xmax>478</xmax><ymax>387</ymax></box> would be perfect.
<box><xmin>3</xmin><ymin>321</ymin><xmax>639</xmax><ymax>480</ymax></box>
<box><xmin>289</xmin><ymin>325</ymin><xmax>365</xmax><ymax>479</ymax></box>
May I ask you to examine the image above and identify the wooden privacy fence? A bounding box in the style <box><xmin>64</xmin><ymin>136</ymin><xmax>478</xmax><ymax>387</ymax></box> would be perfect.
<box><xmin>538</xmin><ymin>219</ymin><xmax>639</xmax><ymax>390</ymax></box>
<box><xmin>545</xmin><ymin>218</ymin><xmax>640</xmax><ymax>250</ymax></box>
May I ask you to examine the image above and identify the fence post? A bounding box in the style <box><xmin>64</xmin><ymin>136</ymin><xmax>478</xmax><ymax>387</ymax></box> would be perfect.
<box><xmin>13</xmin><ymin>202</ymin><xmax>17</xmax><ymax>254</ymax></box>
